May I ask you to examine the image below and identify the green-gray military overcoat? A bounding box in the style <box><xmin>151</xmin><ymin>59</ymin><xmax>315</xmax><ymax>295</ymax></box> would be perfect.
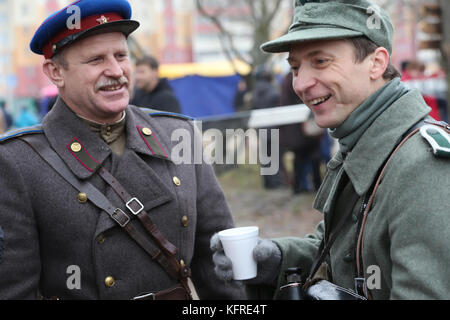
<box><xmin>252</xmin><ymin>90</ymin><xmax>450</xmax><ymax>300</ymax></box>
<box><xmin>0</xmin><ymin>98</ymin><xmax>246</xmax><ymax>300</ymax></box>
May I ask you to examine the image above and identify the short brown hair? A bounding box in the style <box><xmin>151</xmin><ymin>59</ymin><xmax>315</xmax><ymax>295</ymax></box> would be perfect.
<box><xmin>51</xmin><ymin>51</ymin><xmax>69</xmax><ymax>70</ymax></box>
<box><xmin>135</xmin><ymin>55</ymin><xmax>159</xmax><ymax>70</ymax></box>
<box><xmin>348</xmin><ymin>36</ymin><xmax>401</xmax><ymax>80</ymax></box>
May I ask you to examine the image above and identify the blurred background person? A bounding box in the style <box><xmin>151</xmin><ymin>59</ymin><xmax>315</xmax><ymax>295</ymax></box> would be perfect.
<box><xmin>233</xmin><ymin>77</ymin><xmax>251</xmax><ymax>111</ymax></box>
<box><xmin>251</xmin><ymin>65</ymin><xmax>284</xmax><ymax>190</ymax></box>
<box><xmin>279</xmin><ymin>72</ymin><xmax>324</xmax><ymax>194</ymax></box>
<box><xmin>401</xmin><ymin>59</ymin><xmax>445</xmax><ymax>121</ymax></box>
<box><xmin>0</xmin><ymin>101</ymin><xmax>13</xmax><ymax>134</ymax></box>
<box><xmin>131</xmin><ymin>55</ymin><xmax>181</xmax><ymax>113</ymax></box>
<box><xmin>13</xmin><ymin>105</ymin><xmax>39</xmax><ymax>129</ymax></box>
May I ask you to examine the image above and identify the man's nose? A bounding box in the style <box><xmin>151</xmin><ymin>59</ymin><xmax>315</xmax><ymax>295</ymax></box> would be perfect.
<box><xmin>104</xmin><ymin>56</ymin><xmax>124</xmax><ymax>77</ymax></box>
<box><xmin>293</xmin><ymin>68</ymin><xmax>317</xmax><ymax>96</ymax></box>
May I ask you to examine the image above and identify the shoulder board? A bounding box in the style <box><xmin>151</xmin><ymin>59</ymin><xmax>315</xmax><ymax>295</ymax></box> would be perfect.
<box><xmin>142</xmin><ymin>108</ymin><xmax>195</xmax><ymax>121</ymax></box>
<box><xmin>420</xmin><ymin>124</ymin><xmax>450</xmax><ymax>158</ymax></box>
<box><xmin>0</xmin><ymin>124</ymin><xmax>44</xmax><ymax>144</ymax></box>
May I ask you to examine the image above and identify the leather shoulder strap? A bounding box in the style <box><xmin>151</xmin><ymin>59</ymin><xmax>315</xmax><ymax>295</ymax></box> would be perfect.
<box><xmin>19</xmin><ymin>134</ymin><xmax>191</xmax><ymax>298</ymax></box>
<box><xmin>355</xmin><ymin>118</ymin><xmax>449</xmax><ymax>278</ymax></box>
<box><xmin>305</xmin><ymin>176</ymin><xmax>360</xmax><ymax>287</ymax></box>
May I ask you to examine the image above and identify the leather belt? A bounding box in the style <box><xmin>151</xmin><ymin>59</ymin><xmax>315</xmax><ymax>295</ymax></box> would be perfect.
<box><xmin>133</xmin><ymin>285</ymin><xmax>191</xmax><ymax>300</ymax></box>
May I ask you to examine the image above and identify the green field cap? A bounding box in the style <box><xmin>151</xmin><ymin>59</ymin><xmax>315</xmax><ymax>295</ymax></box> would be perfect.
<box><xmin>261</xmin><ymin>0</ymin><xmax>394</xmax><ymax>54</ymax></box>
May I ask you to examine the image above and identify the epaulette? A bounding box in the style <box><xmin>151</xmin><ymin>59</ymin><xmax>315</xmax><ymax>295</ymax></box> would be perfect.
<box><xmin>420</xmin><ymin>120</ymin><xmax>450</xmax><ymax>158</ymax></box>
<box><xmin>142</xmin><ymin>108</ymin><xmax>195</xmax><ymax>121</ymax></box>
<box><xmin>0</xmin><ymin>124</ymin><xmax>44</xmax><ymax>144</ymax></box>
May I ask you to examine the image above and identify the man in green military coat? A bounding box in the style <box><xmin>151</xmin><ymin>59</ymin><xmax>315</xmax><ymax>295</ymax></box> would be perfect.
<box><xmin>211</xmin><ymin>0</ymin><xmax>450</xmax><ymax>299</ymax></box>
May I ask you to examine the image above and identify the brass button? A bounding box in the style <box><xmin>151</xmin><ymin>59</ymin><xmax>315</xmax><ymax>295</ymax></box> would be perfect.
<box><xmin>97</xmin><ymin>234</ymin><xmax>105</xmax><ymax>244</ymax></box>
<box><xmin>52</xmin><ymin>44</ymin><xmax>57</xmax><ymax>52</ymax></box>
<box><xmin>142</xmin><ymin>127</ymin><xmax>152</xmax><ymax>136</ymax></box>
<box><xmin>104</xmin><ymin>276</ymin><xmax>115</xmax><ymax>287</ymax></box>
<box><xmin>77</xmin><ymin>192</ymin><xmax>88</xmax><ymax>203</ymax></box>
<box><xmin>180</xmin><ymin>260</ymin><xmax>185</xmax><ymax>268</ymax></box>
<box><xmin>71</xmin><ymin>142</ymin><xmax>82</xmax><ymax>153</ymax></box>
<box><xmin>173</xmin><ymin>176</ymin><xmax>181</xmax><ymax>186</ymax></box>
<box><xmin>181</xmin><ymin>215</ymin><xmax>188</xmax><ymax>227</ymax></box>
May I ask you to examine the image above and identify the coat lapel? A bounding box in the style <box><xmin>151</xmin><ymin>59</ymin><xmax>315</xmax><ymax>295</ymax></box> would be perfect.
<box><xmin>313</xmin><ymin>90</ymin><xmax>431</xmax><ymax>225</ymax></box>
<box><xmin>93</xmin><ymin>149</ymin><xmax>175</xmax><ymax>238</ymax></box>
<box><xmin>125</xmin><ymin>106</ymin><xmax>174</xmax><ymax>162</ymax></box>
<box><xmin>42</xmin><ymin>99</ymin><xmax>177</xmax><ymax>236</ymax></box>
<box><xmin>42</xmin><ymin>98</ymin><xmax>111</xmax><ymax>180</ymax></box>
<box><xmin>344</xmin><ymin>90</ymin><xmax>431</xmax><ymax>196</ymax></box>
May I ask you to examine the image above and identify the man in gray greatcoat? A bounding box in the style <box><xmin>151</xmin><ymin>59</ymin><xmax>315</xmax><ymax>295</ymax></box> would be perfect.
<box><xmin>211</xmin><ymin>0</ymin><xmax>450</xmax><ymax>299</ymax></box>
<box><xmin>0</xmin><ymin>0</ymin><xmax>246</xmax><ymax>300</ymax></box>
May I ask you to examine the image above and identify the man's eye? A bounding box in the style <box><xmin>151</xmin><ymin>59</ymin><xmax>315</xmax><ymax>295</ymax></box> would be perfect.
<box><xmin>290</xmin><ymin>66</ymin><xmax>299</xmax><ymax>74</ymax></box>
<box><xmin>312</xmin><ymin>58</ymin><xmax>330</xmax><ymax>67</ymax></box>
<box><xmin>89</xmin><ymin>57</ymin><xmax>102</xmax><ymax>63</ymax></box>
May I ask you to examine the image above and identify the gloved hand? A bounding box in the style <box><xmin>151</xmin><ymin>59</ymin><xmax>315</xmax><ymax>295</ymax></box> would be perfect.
<box><xmin>210</xmin><ymin>233</ymin><xmax>282</xmax><ymax>286</ymax></box>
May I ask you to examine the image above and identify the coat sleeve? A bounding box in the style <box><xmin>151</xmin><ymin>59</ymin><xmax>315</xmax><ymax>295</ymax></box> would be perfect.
<box><xmin>274</xmin><ymin>220</ymin><xmax>324</xmax><ymax>287</ymax></box>
<box><xmin>0</xmin><ymin>145</ymin><xmax>41</xmax><ymax>299</ymax></box>
<box><xmin>188</xmin><ymin>123</ymin><xmax>247</xmax><ymax>299</ymax></box>
<box><xmin>246</xmin><ymin>221</ymin><xmax>324</xmax><ymax>299</ymax></box>
<box><xmin>382</xmin><ymin>143</ymin><xmax>450</xmax><ymax>299</ymax></box>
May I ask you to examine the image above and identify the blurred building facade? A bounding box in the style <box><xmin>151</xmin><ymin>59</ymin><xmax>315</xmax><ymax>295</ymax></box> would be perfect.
<box><xmin>0</xmin><ymin>0</ymin><xmax>443</xmax><ymax>102</ymax></box>
<box><xmin>0</xmin><ymin>0</ymin><xmax>11</xmax><ymax>99</ymax></box>
<box><xmin>0</xmin><ymin>0</ymin><xmax>261</xmax><ymax>100</ymax></box>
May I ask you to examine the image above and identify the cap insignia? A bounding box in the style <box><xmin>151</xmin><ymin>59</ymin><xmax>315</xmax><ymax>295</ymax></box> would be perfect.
<box><xmin>96</xmin><ymin>15</ymin><xmax>110</xmax><ymax>24</ymax></box>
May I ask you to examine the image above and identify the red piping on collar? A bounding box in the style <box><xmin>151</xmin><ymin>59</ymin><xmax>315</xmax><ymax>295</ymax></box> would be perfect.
<box><xmin>66</xmin><ymin>137</ymin><xmax>100</xmax><ymax>172</ymax></box>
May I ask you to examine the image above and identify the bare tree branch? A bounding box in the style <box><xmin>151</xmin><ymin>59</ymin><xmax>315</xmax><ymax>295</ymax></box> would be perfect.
<box><xmin>196</xmin><ymin>0</ymin><xmax>290</xmax><ymax>76</ymax></box>
<box><xmin>267</xmin><ymin>0</ymin><xmax>284</xmax><ymax>25</ymax></box>
<box><xmin>244</xmin><ymin>0</ymin><xmax>258</xmax><ymax>24</ymax></box>
<box><xmin>196</xmin><ymin>0</ymin><xmax>252</xmax><ymax>70</ymax></box>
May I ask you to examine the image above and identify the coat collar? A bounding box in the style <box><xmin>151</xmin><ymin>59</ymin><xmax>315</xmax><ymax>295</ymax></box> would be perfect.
<box><xmin>314</xmin><ymin>89</ymin><xmax>431</xmax><ymax>215</ymax></box>
<box><xmin>42</xmin><ymin>98</ymin><xmax>173</xmax><ymax>180</ymax></box>
<box><xmin>343</xmin><ymin>90</ymin><xmax>431</xmax><ymax>196</ymax></box>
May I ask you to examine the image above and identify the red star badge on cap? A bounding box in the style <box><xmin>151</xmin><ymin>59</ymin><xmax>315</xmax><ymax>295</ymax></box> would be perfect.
<box><xmin>96</xmin><ymin>15</ymin><xmax>110</xmax><ymax>24</ymax></box>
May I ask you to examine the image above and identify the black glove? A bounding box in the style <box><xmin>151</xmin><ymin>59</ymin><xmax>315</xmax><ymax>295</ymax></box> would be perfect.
<box><xmin>210</xmin><ymin>233</ymin><xmax>281</xmax><ymax>286</ymax></box>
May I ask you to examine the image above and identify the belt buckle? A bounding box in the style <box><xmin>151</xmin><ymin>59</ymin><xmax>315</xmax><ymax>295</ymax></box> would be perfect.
<box><xmin>354</xmin><ymin>277</ymin><xmax>367</xmax><ymax>298</ymax></box>
<box><xmin>133</xmin><ymin>292</ymin><xmax>156</xmax><ymax>300</ymax></box>
<box><xmin>111</xmin><ymin>208</ymin><xmax>130</xmax><ymax>227</ymax></box>
<box><xmin>126</xmin><ymin>197</ymin><xmax>144</xmax><ymax>216</ymax></box>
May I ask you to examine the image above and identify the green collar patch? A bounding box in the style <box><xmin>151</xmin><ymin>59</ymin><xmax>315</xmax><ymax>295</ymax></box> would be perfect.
<box><xmin>420</xmin><ymin>124</ymin><xmax>450</xmax><ymax>158</ymax></box>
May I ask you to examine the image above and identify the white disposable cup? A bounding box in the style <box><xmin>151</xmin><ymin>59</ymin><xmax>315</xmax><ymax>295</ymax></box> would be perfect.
<box><xmin>218</xmin><ymin>226</ymin><xmax>259</xmax><ymax>280</ymax></box>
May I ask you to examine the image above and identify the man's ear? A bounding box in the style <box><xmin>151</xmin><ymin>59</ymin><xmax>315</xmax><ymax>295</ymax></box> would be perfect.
<box><xmin>42</xmin><ymin>59</ymin><xmax>65</xmax><ymax>88</ymax></box>
<box><xmin>369</xmin><ymin>47</ymin><xmax>389</xmax><ymax>80</ymax></box>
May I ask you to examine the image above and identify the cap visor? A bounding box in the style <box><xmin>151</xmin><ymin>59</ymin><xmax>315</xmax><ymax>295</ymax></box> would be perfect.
<box><xmin>75</xmin><ymin>19</ymin><xmax>140</xmax><ymax>41</ymax></box>
<box><xmin>261</xmin><ymin>27</ymin><xmax>363</xmax><ymax>53</ymax></box>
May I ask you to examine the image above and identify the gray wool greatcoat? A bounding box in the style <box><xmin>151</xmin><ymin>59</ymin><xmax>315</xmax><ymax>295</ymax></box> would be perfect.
<box><xmin>0</xmin><ymin>98</ymin><xmax>246</xmax><ymax>300</ymax></box>
<box><xmin>248</xmin><ymin>89</ymin><xmax>450</xmax><ymax>300</ymax></box>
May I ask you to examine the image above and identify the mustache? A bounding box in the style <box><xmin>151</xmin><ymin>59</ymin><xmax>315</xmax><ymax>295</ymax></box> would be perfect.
<box><xmin>95</xmin><ymin>76</ymin><xmax>129</xmax><ymax>92</ymax></box>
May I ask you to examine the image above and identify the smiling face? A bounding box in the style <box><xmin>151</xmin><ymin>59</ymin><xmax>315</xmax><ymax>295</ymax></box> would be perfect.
<box><xmin>287</xmin><ymin>39</ymin><xmax>381</xmax><ymax>128</ymax></box>
<box><xmin>55</xmin><ymin>32</ymin><xmax>132</xmax><ymax>123</ymax></box>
